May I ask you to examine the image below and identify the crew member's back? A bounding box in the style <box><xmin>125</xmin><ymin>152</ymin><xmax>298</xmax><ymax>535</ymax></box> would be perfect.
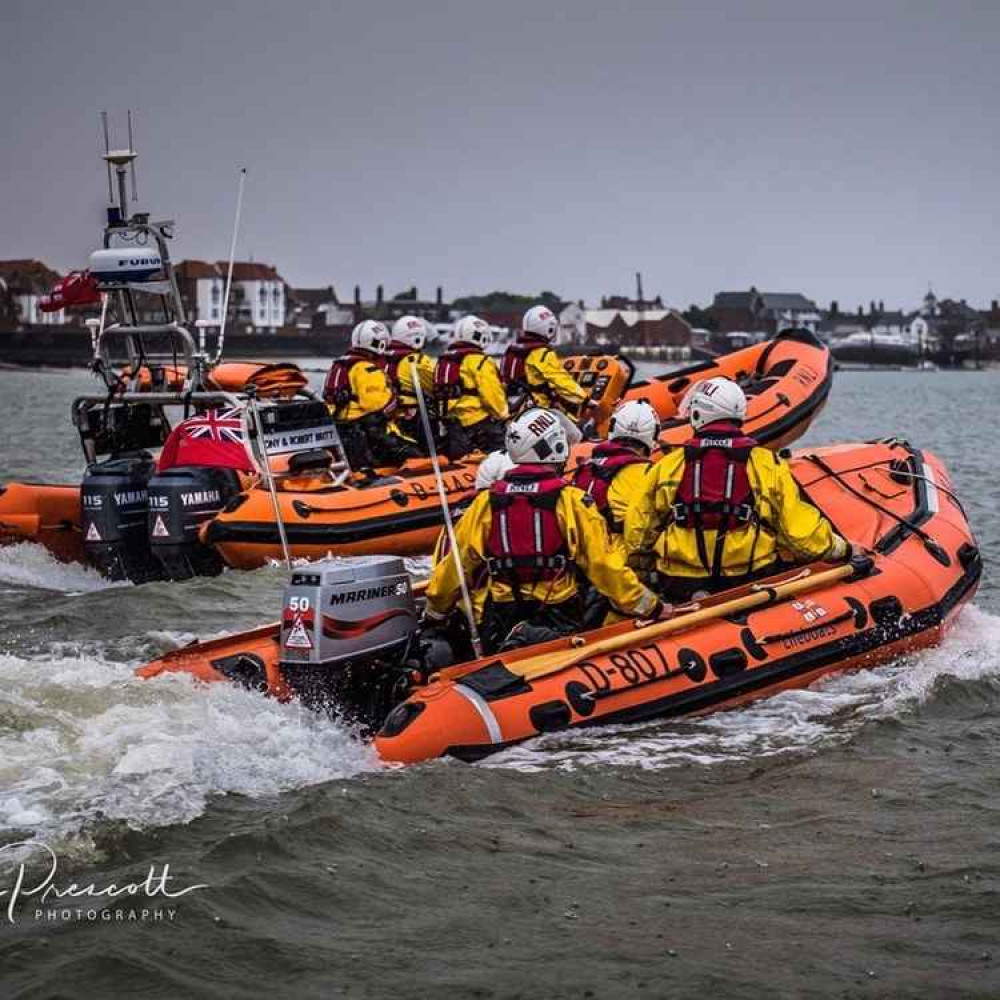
<box><xmin>624</xmin><ymin>377</ymin><xmax>852</xmax><ymax>602</ymax></box>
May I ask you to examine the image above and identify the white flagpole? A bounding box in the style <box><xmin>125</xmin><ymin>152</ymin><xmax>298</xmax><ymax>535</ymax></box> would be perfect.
<box><xmin>216</xmin><ymin>168</ymin><xmax>247</xmax><ymax>364</ymax></box>
<box><xmin>410</xmin><ymin>359</ymin><xmax>483</xmax><ymax>659</ymax></box>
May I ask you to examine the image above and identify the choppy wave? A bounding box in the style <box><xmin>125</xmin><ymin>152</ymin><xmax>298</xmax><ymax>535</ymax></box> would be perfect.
<box><xmin>0</xmin><ymin>648</ymin><xmax>379</xmax><ymax>853</ymax></box>
<box><xmin>0</xmin><ymin>543</ymin><xmax>126</xmax><ymax>595</ymax></box>
<box><xmin>1</xmin><ymin>605</ymin><xmax>997</xmax><ymax>848</ymax></box>
<box><xmin>486</xmin><ymin>605</ymin><xmax>1000</xmax><ymax>772</ymax></box>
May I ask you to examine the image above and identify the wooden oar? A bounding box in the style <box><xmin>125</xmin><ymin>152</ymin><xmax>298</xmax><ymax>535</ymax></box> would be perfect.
<box><xmin>506</xmin><ymin>562</ymin><xmax>857</xmax><ymax>683</ymax></box>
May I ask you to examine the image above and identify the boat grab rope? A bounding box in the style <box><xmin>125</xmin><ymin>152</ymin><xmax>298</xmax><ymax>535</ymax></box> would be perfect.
<box><xmin>803</xmin><ymin>453</ymin><xmax>948</xmax><ymax>563</ymax></box>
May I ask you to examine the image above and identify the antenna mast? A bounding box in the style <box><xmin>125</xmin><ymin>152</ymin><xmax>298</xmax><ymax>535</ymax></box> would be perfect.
<box><xmin>636</xmin><ymin>271</ymin><xmax>645</xmax><ymax>348</ymax></box>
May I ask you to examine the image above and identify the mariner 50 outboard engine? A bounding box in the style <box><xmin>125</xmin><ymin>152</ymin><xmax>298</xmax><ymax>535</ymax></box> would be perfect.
<box><xmin>80</xmin><ymin>450</ymin><xmax>162</xmax><ymax>582</ymax></box>
<box><xmin>278</xmin><ymin>557</ymin><xmax>419</xmax><ymax>730</ymax></box>
<box><xmin>147</xmin><ymin>466</ymin><xmax>243</xmax><ymax>579</ymax></box>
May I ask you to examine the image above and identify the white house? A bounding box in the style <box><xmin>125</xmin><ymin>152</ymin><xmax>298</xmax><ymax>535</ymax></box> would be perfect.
<box><xmin>175</xmin><ymin>260</ymin><xmax>287</xmax><ymax>333</ymax></box>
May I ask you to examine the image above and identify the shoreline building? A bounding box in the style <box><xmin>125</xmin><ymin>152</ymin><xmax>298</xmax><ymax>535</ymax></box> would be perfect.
<box><xmin>174</xmin><ymin>260</ymin><xmax>286</xmax><ymax>333</ymax></box>
<box><xmin>0</xmin><ymin>259</ymin><xmax>65</xmax><ymax>327</ymax></box>
<box><xmin>710</xmin><ymin>287</ymin><xmax>821</xmax><ymax>337</ymax></box>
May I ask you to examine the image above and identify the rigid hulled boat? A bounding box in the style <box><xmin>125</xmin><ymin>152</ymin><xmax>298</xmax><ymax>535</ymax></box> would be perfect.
<box><xmin>0</xmin><ymin>331</ymin><xmax>833</xmax><ymax>580</ymax></box>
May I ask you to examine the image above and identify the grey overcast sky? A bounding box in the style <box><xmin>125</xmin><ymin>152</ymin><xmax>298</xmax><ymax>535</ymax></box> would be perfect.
<box><xmin>1</xmin><ymin>0</ymin><xmax>996</xmax><ymax>310</ymax></box>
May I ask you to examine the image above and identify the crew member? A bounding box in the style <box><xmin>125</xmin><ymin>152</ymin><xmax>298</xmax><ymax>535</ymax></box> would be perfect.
<box><xmin>624</xmin><ymin>377</ymin><xmax>852</xmax><ymax>602</ymax></box>
<box><xmin>501</xmin><ymin>304</ymin><xmax>590</xmax><ymax>417</ymax></box>
<box><xmin>571</xmin><ymin>399</ymin><xmax>659</xmax><ymax>548</ymax></box>
<box><xmin>434</xmin><ymin>315</ymin><xmax>509</xmax><ymax>460</ymax></box>
<box><xmin>425</xmin><ymin>408</ymin><xmax>663</xmax><ymax>652</ymax></box>
<box><xmin>384</xmin><ymin>314</ymin><xmax>436</xmax><ymax>448</ymax></box>
<box><xmin>426</xmin><ymin>449</ymin><xmax>515</xmax><ymax>660</ymax></box>
<box><xmin>323</xmin><ymin>320</ymin><xmax>418</xmax><ymax>470</ymax></box>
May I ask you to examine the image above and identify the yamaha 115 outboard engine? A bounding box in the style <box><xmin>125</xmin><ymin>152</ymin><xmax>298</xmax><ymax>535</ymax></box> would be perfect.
<box><xmin>80</xmin><ymin>450</ymin><xmax>162</xmax><ymax>582</ymax></box>
<box><xmin>147</xmin><ymin>466</ymin><xmax>243</xmax><ymax>579</ymax></box>
<box><xmin>278</xmin><ymin>556</ymin><xmax>419</xmax><ymax>730</ymax></box>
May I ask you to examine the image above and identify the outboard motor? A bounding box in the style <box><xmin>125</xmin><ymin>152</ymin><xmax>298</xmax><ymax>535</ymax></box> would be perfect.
<box><xmin>147</xmin><ymin>466</ymin><xmax>244</xmax><ymax>580</ymax></box>
<box><xmin>80</xmin><ymin>451</ymin><xmax>161</xmax><ymax>582</ymax></box>
<box><xmin>278</xmin><ymin>557</ymin><xmax>419</xmax><ymax>730</ymax></box>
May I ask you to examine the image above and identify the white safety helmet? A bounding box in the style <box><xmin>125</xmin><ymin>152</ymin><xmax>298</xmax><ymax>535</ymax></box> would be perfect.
<box><xmin>391</xmin><ymin>315</ymin><xmax>428</xmax><ymax>351</ymax></box>
<box><xmin>474</xmin><ymin>450</ymin><xmax>515</xmax><ymax>491</ymax></box>
<box><xmin>679</xmin><ymin>376</ymin><xmax>747</xmax><ymax>431</ymax></box>
<box><xmin>505</xmin><ymin>408</ymin><xmax>569</xmax><ymax>466</ymax></box>
<box><xmin>451</xmin><ymin>315</ymin><xmax>492</xmax><ymax>348</ymax></box>
<box><xmin>522</xmin><ymin>304</ymin><xmax>558</xmax><ymax>342</ymax></box>
<box><xmin>351</xmin><ymin>319</ymin><xmax>390</xmax><ymax>355</ymax></box>
<box><xmin>608</xmin><ymin>399</ymin><xmax>660</xmax><ymax>452</ymax></box>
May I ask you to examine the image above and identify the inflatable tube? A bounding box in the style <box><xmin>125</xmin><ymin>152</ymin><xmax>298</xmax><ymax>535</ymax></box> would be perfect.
<box><xmin>625</xmin><ymin>328</ymin><xmax>833</xmax><ymax>449</ymax></box>
<box><xmin>0</xmin><ymin>483</ymin><xmax>84</xmax><ymax>564</ymax></box>
<box><xmin>136</xmin><ymin>440</ymin><xmax>981</xmax><ymax>765</ymax></box>
<box><xmin>206</xmin><ymin>362</ymin><xmax>309</xmax><ymax>399</ymax></box>
<box><xmin>204</xmin><ymin>457</ymin><xmax>481</xmax><ymax>568</ymax></box>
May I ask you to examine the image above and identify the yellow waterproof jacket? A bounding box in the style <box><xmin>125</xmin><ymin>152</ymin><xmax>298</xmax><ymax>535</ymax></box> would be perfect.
<box><xmin>624</xmin><ymin>446</ymin><xmax>845</xmax><ymax>578</ymax></box>
<box><xmin>426</xmin><ymin>483</ymin><xmax>661</xmax><ymax>619</ymax></box>
<box><xmin>330</xmin><ymin>356</ymin><xmax>394</xmax><ymax>423</ymax></box>
<box><xmin>522</xmin><ymin>345</ymin><xmax>588</xmax><ymax>411</ymax></box>
<box><xmin>605</xmin><ymin>462</ymin><xmax>652</xmax><ymax>547</ymax></box>
<box><xmin>440</xmin><ymin>352</ymin><xmax>510</xmax><ymax>427</ymax></box>
<box><xmin>388</xmin><ymin>350</ymin><xmax>435</xmax><ymax>408</ymax></box>
<box><xmin>430</xmin><ymin>524</ymin><xmax>490</xmax><ymax>621</ymax></box>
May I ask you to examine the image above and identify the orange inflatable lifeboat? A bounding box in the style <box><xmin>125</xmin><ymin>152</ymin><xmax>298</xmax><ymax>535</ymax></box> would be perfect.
<box><xmin>203</xmin><ymin>336</ymin><xmax>832</xmax><ymax>569</ymax></box>
<box><xmin>0</xmin><ymin>482</ymin><xmax>85</xmax><ymax>565</ymax></box>
<box><xmin>136</xmin><ymin>439</ymin><xmax>981</xmax><ymax>764</ymax></box>
<box><xmin>622</xmin><ymin>328</ymin><xmax>832</xmax><ymax>449</ymax></box>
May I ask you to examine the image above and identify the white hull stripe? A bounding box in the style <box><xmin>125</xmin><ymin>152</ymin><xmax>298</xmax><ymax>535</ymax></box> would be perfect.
<box><xmin>923</xmin><ymin>461</ymin><xmax>940</xmax><ymax>514</ymax></box>
<box><xmin>455</xmin><ymin>683</ymin><xmax>503</xmax><ymax>744</ymax></box>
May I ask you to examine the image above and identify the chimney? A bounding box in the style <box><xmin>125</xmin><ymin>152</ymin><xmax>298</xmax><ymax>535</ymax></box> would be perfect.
<box><xmin>353</xmin><ymin>284</ymin><xmax>361</xmax><ymax>306</ymax></box>
<box><xmin>435</xmin><ymin>285</ymin><xmax>443</xmax><ymax>306</ymax></box>
<box><xmin>992</xmin><ymin>299</ymin><xmax>998</xmax><ymax>315</ymax></box>
<box><xmin>878</xmin><ymin>300</ymin><xmax>884</xmax><ymax>313</ymax></box>
<box><xmin>830</xmin><ymin>300</ymin><xmax>839</xmax><ymax>316</ymax></box>
<box><xmin>376</xmin><ymin>284</ymin><xmax>384</xmax><ymax>307</ymax></box>
<box><xmin>412</xmin><ymin>285</ymin><xmax>418</xmax><ymax>300</ymax></box>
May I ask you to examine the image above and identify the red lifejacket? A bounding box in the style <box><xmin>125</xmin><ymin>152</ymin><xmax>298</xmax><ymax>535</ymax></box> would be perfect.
<box><xmin>571</xmin><ymin>441</ymin><xmax>649</xmax><ymax>527</ymax></box>
<box><xmin>485</xmin><ymin>464</ymin><xmax>570</xmax><ymax>589</ymax></box>
<box><xmin>433</xmin><ymin>344</ymin><xmax>485</xmax><ymax>402</ymax></box>
<box><xmin>672</xmin><ymin>421</ymin><xmax>759</xmax><ymax>577</ymax></box>
<box><xmin>323</xmin><ymin>351</ymin><xmax>380</xmax><ymax>409</ymax></box>
<box><xmin>382</xmin><ymin>346</ymin><xmax>407</xmax><ymax>391</ymax></box>
<box><xmin>672</xmin><ymin>421</ymin><xmax>758</xmax><ymax>527</ymax></box>
<box><xmin>500</xmin><ymin>335</ymin><xmax>551</xmax><ymax>394</ymax></box>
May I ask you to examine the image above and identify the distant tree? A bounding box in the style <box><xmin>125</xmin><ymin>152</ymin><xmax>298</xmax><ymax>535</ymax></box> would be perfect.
<box><xmin>681</xmin><ymin>303</ymin><xmax>716</xmax><ymax>331</ymax></box>
<box><xmin>0</xmin><ymin>281</ymin><xmax>22</xmax><ymax>330</ymax></box>
<box><xmin>452</xmin><ymin>290</ymin><xmax>565</xmax><ymax>314</ymax></box>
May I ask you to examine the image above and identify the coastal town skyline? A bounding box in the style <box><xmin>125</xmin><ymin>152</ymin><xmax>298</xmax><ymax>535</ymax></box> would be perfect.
<box><xmin>1</xmin><ymin>1</ymin><xmax>997</xmax><ymax>310</ymax></box>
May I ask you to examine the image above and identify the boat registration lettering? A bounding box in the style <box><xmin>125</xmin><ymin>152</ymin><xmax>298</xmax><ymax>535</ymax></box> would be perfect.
<box><xmin>409</xmin><ymin>472</ymin><xmax>476</xmax><ymax>501</ymax></box>
<box><xmin>578</xmin><ymin>643</ymin><xmax>689</xmax><ymax>695</ymax></box>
